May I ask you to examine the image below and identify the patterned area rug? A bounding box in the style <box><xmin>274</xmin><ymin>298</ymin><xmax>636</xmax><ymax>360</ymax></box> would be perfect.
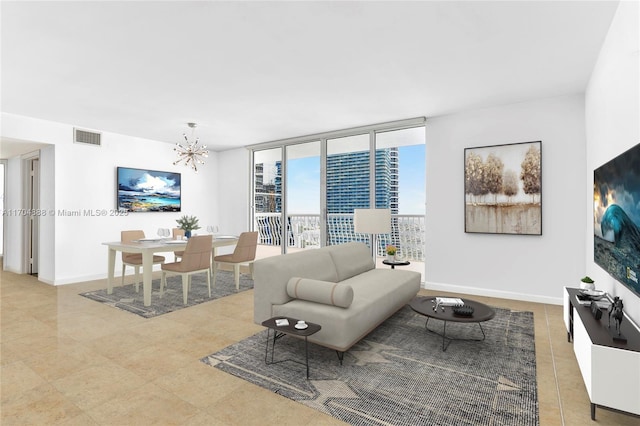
<box><xmin>202</xmin><ymin>305</ymin><xmax>538</xmax><ymax>426</ymax></box>
<box><xmin>80</xmin><ymin>270</ymin><xmax>253</xmax><ymax>318</ymax></box>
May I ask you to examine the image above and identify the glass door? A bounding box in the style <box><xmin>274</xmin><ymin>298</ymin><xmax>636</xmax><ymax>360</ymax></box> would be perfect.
<box><xmin>326</xmin><ymin>134</ymin><xmax>370</xmax><ymax>247</ymax></box>
<box><xmin>252</xmin><ymin>148</ymin><xmax>282</xmax><ymax>258</ymax></box>
<box><xmin>375</xmin><ymin>127</ymin><xmax>425</xmax><ymax>279</ymax></box>
<box><xmin>285</xmin><ymin>141</ymin><xmax>321</xmax><ymax>252</ymax></box>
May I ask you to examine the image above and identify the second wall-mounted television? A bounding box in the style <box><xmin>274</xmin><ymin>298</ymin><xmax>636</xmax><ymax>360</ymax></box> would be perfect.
<box><xmin>594</xmin><ymin>142</ymin><xmax>640</xmax><ymax>297</ymax></box>
<box><xmin>117</xmin><ymin>167</ymin><xmax>181</xmax><ymax>212</ymax></box>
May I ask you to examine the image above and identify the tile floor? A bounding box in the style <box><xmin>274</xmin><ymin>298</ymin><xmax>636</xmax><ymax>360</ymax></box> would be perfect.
<box><xmin>1</xmin><ymin>266</ymin><xmax>638</xmax><ymax>425</ymax></box>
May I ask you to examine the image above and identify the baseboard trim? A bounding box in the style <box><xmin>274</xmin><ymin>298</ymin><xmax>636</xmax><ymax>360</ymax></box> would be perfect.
<box><xmin>52</xmin><ymin>265</ymin><xmax>164</xmax><ymax>286</ymax></box>
<box><xmin>423</xmin><ymin>280</ymin><xmax>563</xmax><ymax>306</ymax></box>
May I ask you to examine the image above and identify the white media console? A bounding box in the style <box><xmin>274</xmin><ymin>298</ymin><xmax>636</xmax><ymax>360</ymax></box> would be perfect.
<box><xmin>563</xmin><ymin>287</ymin><xmax>640</xmax><ymax>420</ymax></box>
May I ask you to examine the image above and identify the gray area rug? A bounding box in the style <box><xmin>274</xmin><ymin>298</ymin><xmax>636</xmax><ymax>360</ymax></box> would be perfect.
<box><xmin>202</xmin><ymin>305</ymin><xmax>538</xmax><ymax>426</ymax></box>
<box><xmin>80</xmin><ymin>270</ymin><xmax>253</xmax><ymax>318</ymax></box>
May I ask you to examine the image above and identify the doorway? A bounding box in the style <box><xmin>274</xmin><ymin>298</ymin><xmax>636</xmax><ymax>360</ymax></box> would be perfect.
<box><xmin>24</xmin><ymin>154</ymin><xmax>40</xmax><ymax>275</ymax></box>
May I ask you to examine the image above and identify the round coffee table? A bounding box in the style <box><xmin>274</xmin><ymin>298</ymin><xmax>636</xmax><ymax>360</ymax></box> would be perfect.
<box><xmin>409</xmin><ymin>296</ymin><xmax>496</xmax><ymax>351</ymax></box>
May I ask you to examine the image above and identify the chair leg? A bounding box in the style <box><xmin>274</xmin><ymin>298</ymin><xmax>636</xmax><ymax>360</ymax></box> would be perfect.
<box><xmin>249</xmin><ymin>262</ymin><xmax>254</xmax><ymax>279</ymax></box>
<box><xmin>182</xmin><ymin>274</ymin><xmax>189</xmax><ymax>305</ymax></box>
<box><xmin>160</xmin><ymin>271</ymin><xmax>166</xmax><ymax>297</ymax></box>
<box><xmin>121</xmin><ymin>264</ymin><xmax>126</xmax><ymax>287</ymax></box>
<box><xmin>206</xmin><ymin>269</ymin><xmax>211</xmax><ymax>298</ymax></box>
<box><xmin>212</xmin><ymin>261</ymin><xmax>217</xmax><ymax>288</ymax></box>
<box><xmin>234</xmin><ymin>264</ymin><xmax>240</xmax><ymax>291</ymax></box>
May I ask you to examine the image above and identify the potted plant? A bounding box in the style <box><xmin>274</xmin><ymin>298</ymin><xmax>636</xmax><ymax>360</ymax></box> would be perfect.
<box><xmin>580</xmin><ymin>276</ymin><xmax>595</xmax><ymax>291</ymax></box>
<box><xmin>176</xmin><ymin>215</ymin><xmax>201</xmax><ymax>238</ymax></box>
<box><xmin>386</xmin><ymin>245</ymin><xmax>397</xmax><ymax>262</ymax></box>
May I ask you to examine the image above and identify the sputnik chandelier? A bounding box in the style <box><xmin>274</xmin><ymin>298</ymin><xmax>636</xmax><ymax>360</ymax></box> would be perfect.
<box><xmin>173</xmin><ymin>122</ymin><xmax>209</xmax><ymax>172</ymax></box>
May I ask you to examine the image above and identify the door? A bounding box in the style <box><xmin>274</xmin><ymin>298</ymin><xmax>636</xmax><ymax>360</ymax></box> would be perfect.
<box><xmin>285</xmin><ymin>141</ymin><xmax>321</xmax><ymax>252</ymax></box>
<box><xmin>26</xmin><ymin>157</ymin><xmax>39</xmax><ymax>275</ymax></box>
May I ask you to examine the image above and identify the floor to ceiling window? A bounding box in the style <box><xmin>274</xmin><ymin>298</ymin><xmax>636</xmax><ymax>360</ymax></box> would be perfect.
<box><xmin>326</xmin><ymin>134</ymin><xmax>370</xmax><ymax>247</ymax></box>
<box><xmin>252</xmin><ymin>147</ymin><xmax>282</xmax><ymax>253</ymax></box>
<box><xmin>250</xmin><ymin>117</ymin><xmax>425</xmax><ymax>280</ymax></box>
<box><xmin>375</xmin><ymin>127</ymin><xmax>426</xmax><ymax>260</ymax></box>
<box><xmin>285</xmin><ymin>141</ymin><xmax>321</xmax><ymax>251</ymax></box>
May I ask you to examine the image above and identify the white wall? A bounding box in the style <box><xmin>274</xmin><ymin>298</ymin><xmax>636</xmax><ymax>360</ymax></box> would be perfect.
<box><xmin>39</xmin><ymin>145</ymin><xmax>55</xmax><ymax>281</ymax></box>
<box><xmin>425</xmin><ymin>95</ymin><xmax>587</xmax><ymax>304</ymax></box>
<box><xmin>585</xmin><ymin>1</ymin><xmax>640</xmax><ymax>325</ymax></box>
<box><xmin>3</xmin><ymin>155</ymin><xmax>23</xmax><ymax>273</ymax></box>
<box><xmin>2</xmin><ymin>113</ymin><xmax>220</xmax><ymax>284</ymax></box>
<box><xmin>217</xmin><ymin>147</ymin><xmax>250</xmax><ymax>245</ymax></box>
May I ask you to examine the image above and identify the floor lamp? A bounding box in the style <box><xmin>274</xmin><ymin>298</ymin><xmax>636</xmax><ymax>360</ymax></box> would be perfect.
<box><xmin>353</xmin><ymin>208</ymin><xmax>391</xmax><ymax>261</ymax></box>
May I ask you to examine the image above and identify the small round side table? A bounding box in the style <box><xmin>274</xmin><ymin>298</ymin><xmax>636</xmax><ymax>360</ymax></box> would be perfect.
<box><xmin>382</xmin><ymin>259</ymin><xmax>411</xmax><ymax>269</ymax></box>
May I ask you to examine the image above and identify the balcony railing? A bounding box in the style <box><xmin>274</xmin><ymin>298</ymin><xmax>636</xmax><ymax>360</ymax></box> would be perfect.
<box><xmin>254</xmin><ymin>213</ymin><xmax>425</xmax><ymax>261</ymax></box>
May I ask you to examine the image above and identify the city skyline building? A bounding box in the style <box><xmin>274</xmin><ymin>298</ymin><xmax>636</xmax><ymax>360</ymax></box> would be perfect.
<box><xmin>254</xmin><ymin>148</ymin><xmax>399</xmax><ymax>214</ymax></box>
<box><xmin>326</xmin><ymin>148</ymin><xmax>399</xmax><ymax>214</ymax></box>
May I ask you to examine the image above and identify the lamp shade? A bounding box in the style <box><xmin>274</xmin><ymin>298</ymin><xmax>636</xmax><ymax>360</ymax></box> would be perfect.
<box><xmin>353</xmin><ymin>209</ymin><xmax>391</xmax><ymax>234</ymax></box>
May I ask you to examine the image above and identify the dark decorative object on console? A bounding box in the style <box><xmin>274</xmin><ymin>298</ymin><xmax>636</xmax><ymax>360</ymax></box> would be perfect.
<box><xmin>590</xmin><ymin>301</ymin><xmax>602</xmax><ymax>320</ymax></box>
<box><xmin>117</xmin><ymin>166</ymin><xmax>181</xmax><ymax>212</ymax></box>
<box><xmin>608</xmin><ymin>296</ymin><xmax>626</xmax><ymax>342</ymax></box>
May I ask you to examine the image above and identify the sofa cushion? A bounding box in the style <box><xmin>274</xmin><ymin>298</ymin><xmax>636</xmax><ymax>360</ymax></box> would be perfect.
<box><xmin>274</xmin><ymin>269</ymin><xmax>420</xmax><ymax>351</ymax></box>
<box><xmin>327</xmin><ymin>242</ymin><xmax>374</xmax><ymax>281</ymax></box>
<box><xmin>286</xmin><ymin>277</ymin><xmax>354</xmax><ymax>308</ymax></box>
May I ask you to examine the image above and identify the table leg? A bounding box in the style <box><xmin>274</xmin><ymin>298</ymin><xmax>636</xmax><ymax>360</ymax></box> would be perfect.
<box><xmin>442</xmin><ymin>321</ymin><xmax>447</xmax><ymax>351</ymax></box>
<box><xmin>305</xmin><ymin>336</ymin><xmax>309</xmax><ymax>379</ymax></box>
<box><xmin>264</xmin><ymin>328</ymin><xmax>271</xmax><ymax>364</ymax></box>
<box><xmin>264</xmin><ymin>329</ymin><xmax>280</xmax><ymax>365</ymax></box>
<box><xmin>107</xmin><ymin>248</ymin><xmax>116</xmax><ymax>294</ymax></box>
<box><xmin>142</xmin><ymin>251</ymin><xmax>153</xmax><ymax>306</ymax></box>
<box><xmin>425</xmin><ymin>318</ymin><xmax>452</xmax><ymax>351</ymax></box>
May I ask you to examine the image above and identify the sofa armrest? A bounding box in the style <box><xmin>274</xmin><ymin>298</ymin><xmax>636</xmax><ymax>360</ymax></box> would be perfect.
<box><xmin>253</xmin><ymin>249</ymin><xmax>339</xmax><ymax>324</ymax></box>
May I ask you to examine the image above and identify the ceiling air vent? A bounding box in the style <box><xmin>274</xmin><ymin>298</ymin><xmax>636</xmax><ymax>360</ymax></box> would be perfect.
<box><xmin>73</xmin><ymin>128</ymin><xmax>102</xmax><ymax>146</ymax></box>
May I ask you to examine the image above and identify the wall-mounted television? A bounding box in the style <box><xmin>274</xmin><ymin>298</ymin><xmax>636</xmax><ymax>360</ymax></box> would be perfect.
<box><xmin>594</xmin><ymin>142</ymin><xmax>640</xmax><ymax>297</ymax></box>
<box><xmin>117</xmin><ymin>167</ymin><xmax>181</xmax><ymax>212</ymax></box>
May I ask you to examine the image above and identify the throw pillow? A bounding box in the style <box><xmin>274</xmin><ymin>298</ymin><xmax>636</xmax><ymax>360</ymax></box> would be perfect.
<box><xmin>286</xmin><ymin>277</ymin><xmax>354</xmax><ymax>308</ymax></box>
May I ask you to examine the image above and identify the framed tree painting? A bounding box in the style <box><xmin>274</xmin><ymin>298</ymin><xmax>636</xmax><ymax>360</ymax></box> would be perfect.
<box><xmin>464</xmin><ymin>141</ymin><xmax>542</xmax><ymax>235</ymax></box>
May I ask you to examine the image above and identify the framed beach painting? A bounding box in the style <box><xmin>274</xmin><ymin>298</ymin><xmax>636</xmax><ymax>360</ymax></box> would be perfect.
<box><xmin>464</xmin><ymin>141</ymin><xmax>541</xmax><ymax>235</ymax></box>
<box><xmin>117</xmin><ymin>167</ymin><xmax>181</xmax><ymax>212</ymax></box>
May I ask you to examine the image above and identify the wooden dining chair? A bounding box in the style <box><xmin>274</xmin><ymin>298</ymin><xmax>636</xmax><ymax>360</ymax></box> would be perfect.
<box><xmin>172</xmin><ymin>228</ymin><xmax>185</xmax><ymax>261</ymax></box>
<box><xmin>121</xmin><ymin>230</ymin><xmax>166</xmax><ymax>293</ymax></box>
<box><xmin>160</xmin><ymin>234</ymin><xmax>213</xmax><ymax>305</ymax></box>
<box><xmin>212</xmin><ymin>231</ymin><xmax>258</xmax><ymax>291</ymax></box>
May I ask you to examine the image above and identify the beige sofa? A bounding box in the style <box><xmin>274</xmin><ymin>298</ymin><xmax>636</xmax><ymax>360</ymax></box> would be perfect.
<box><xmin>253</xmin><ymin>242</ymin><xmax>421</xmax><ymax>354</ymax></box>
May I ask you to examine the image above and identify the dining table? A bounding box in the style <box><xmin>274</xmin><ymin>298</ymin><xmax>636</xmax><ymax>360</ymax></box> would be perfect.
<box><xmin>103</xmin><ymin>236</ymin><xmax>239</xmax><ymax>306</ymax></box>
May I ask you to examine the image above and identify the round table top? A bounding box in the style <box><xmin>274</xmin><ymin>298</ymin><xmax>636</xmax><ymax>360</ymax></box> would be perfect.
<box><xmin>409</xmin><ymin>296</ymin><xmax>496</xmax><ymax>323</ymax></box>
<box><xmin>382</xmin><ymin>259</ymin><xmax>411</xmax><ymax>266</ymax></box>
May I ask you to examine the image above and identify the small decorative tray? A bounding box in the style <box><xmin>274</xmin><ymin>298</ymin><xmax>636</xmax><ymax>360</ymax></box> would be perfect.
<box><xmin>453</xmin><ymin>305</ymin><xmax>475</xmax><ymax>317</ymax></box>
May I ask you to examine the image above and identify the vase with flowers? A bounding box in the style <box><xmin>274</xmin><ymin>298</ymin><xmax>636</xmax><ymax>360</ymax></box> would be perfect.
<box><xmin>176</xmin><ymin>215</ymin><xmax>201</xmax><ymax>238</ymax></box>
<box><xmin>386</xmin><ymin>245</ymin><xmax>397</xmax><ymax>262</ymax></box>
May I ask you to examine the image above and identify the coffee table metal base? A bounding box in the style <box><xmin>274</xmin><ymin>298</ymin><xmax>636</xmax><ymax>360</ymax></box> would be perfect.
<box><xmin>409</xmin><ymin>297</ymin><xmax>495</xmax><ymax>352</ymax></box>
<box><xmin>262</xmin><ymin>317</ymin><xmax>321</xmax><ymax>379</ymax></box>
<box><xmin>423</xmin><ymin>317</ymin><xmax>488</xmax><ymax>351</ymax></box>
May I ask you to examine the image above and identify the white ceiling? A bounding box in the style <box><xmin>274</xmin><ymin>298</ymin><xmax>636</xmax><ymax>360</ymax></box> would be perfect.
<box><xmin>1</xmin><ymin>1</ymin><xmax>619</xmax><ymax>153</ymax></box>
